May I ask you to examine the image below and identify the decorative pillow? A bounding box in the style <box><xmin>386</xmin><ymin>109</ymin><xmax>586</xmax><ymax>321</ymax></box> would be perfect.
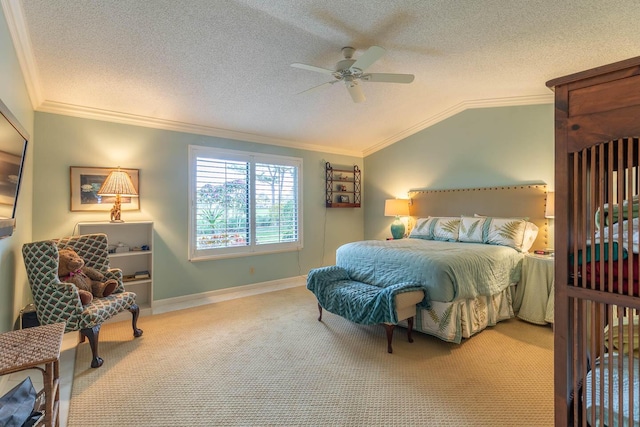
<box><xmin>459</xmin><ymin>216</ymin><xmax>485</xmax><ymax>243</ymax></box>
<box><xmin>431</xmin><ymin>217</ymin><xmax>460</xmax><ymax>242</ymax></box>
<box><xmin>485</xmin><ymin>217</ymin><xmax>528</xmax><ymax>251</ymax></box>
<box><xmin>521</xmin><ymin>222</ymin><xmax>539</xmax><ymax>252</ymax></box>
<box><xmin>409</xmin><ymin>217</ymin><xmax>433</xmax><ymax>240</ymax></box>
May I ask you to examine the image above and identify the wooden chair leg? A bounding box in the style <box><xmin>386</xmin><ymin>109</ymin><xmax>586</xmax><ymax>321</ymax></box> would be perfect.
<box><xmin>383</xmin><ymin>324</ymin><xmax>395</xmax><ymax>353</ymax></box>
<box><xmin>80</xmin><ymin>325</ymin><xmax>103</xmax><ymax>368</ymax></box>
<box><xmin>317</xmin><ymin>303</ymin><xmax>323</xmax><ymax>321</ymax></box>
<box><xmin>129</xmin><ymin>304</ymin><xmax>143</xmax><ymax>337</ymax></box>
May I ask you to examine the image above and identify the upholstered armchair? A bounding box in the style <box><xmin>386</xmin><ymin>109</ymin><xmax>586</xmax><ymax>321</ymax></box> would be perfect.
<box><xmin>22</xmin><ymin>233</ymin><xmax>143</xmax><ymax>368</ymax></box>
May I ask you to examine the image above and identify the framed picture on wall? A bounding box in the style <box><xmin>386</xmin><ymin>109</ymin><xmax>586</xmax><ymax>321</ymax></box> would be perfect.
<box><xmin>70</xmin><ymin>166</ymin><xmax>140</xmax><ymax>211</ymax></box>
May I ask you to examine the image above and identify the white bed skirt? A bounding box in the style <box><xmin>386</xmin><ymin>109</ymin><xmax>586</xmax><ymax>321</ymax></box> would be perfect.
<box><xmin>400</xmin><ymin>286</ymin><xmax>515</xmax><ymax>343</ymax></box>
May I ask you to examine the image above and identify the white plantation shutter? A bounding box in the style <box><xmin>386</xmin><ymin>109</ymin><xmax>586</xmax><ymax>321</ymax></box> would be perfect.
<box><xmin>195</xmin><ymin>157</ymin><xmax>250</xmax><ymax>249</ymax></box>
<box><xmin>189</xmin><ymin>146</ymin><xmax>302</xmax><ymax>260</ymax></box>
<box><xmin>255</xmin><ymin>163</ymin><xmax>298</xmax><ymax>245</ymax></box>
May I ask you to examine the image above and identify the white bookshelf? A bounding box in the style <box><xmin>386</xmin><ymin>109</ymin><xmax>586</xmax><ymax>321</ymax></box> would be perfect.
<box><xmin>77</xmin><ymin>221</ymin><xmax>153</xmax><ymax>315</ymax></box>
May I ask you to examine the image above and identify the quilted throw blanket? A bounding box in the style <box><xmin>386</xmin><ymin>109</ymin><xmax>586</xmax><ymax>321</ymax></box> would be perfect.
<box><xmin>336</xmin><ymin>239</ymin><xmax>523</xmax><ymax>302</ymax></box>
<box><xmin>306</xmin><ymin>265</ymin><xmax>428</xmax><ymax>325</ymax></box>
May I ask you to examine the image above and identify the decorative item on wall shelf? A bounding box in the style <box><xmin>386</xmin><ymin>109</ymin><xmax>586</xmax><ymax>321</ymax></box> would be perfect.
<box><xmin>339</xmin><ymin>195</ymin><xmax>350</xmax><ymax>203</ymax></box>
<box><xmin>384</xmin><ymin>198</ymin><xmax>410</xmax><ymax>239</ymax></box>
<box><xmin>70</xmin><ymin>166</ymin><xmax>140</xmax><ymax>213</ymax></box>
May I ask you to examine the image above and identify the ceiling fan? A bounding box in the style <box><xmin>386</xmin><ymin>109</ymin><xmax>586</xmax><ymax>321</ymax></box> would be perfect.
<box><xmin>291</xmin><ymin>46</ymin><xmax>414</xmax><ymax>103</ymax></box>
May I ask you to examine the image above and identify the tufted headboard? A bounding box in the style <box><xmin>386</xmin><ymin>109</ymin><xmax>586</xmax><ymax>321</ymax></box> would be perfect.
<box><xmin>407</xmin><ymin>183</ymin><xmax>549</xmax><ymax>251</ymax></box>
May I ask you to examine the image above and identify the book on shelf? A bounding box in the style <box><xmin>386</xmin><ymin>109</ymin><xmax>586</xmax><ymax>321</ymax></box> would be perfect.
<box><xmin>134</xmin><ymin>270</ymin><xmax>150</xmax><ymax>279</ymax></box>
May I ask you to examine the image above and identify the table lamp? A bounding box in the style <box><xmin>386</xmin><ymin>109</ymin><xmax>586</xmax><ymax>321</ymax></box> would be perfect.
<box><xmin>384</xmin><ymin>198</ymin><xmax>409</xmax><ymax>239</ymax></box>
<box><xmin>97</xmin><ymin>167</ymin><xmax>138</xmax><ymax>222</ymax></box>
<box><xmin>545</xmin><ymin>192</ymin><xmax>555</xmax><ymax>219</ymax></box>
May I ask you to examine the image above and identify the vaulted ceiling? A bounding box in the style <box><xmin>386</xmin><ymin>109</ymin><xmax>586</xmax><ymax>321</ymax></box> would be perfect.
<box><xmin>4</xmin><ymin>1</ymin><xmax>639</xmax><ymax>156</ymax></box>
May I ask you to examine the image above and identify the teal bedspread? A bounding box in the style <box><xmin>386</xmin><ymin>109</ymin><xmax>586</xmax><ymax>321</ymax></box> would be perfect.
<box><xmin>306</xmin><ymin>265</ymin><xmax>428</xmax><ymax>325</ymax></box>
<box><xmin>336</xmin><ymin>239</ymin><xmax>523</xmax><ymax>302</ymax></box>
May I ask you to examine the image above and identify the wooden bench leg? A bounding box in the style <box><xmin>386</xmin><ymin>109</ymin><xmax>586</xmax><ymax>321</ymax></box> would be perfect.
<box><xmin>383</xmin><ymin>324</ymin><xmax>395</xmax><ymax>353</ymax></box>
<box><xmin>384</xmin><ymin>317</ymin><xmax>416</xmax><ymax>354</ymax></box>
<box><xmin>407</xmin><ymin>316</ymin><xmax>414</xmax><ymax>343</ymax></box>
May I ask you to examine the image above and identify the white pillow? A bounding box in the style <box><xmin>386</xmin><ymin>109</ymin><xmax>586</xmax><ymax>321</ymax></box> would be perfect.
<box><xmin>521</xmin><ymin>222</ymin><xmax>539</xmax><ymax>252</ymax></box>
<box><xmin>409</xmin><ymin>217</ymin><xmax>460</xmax><ymax>241</ymax></box>
<box><xmin>409</xmin><ymin>217</ymin><xmax>433</xmax><ymax>240</ymax></box>
<box><xmin>485</xmin><ymin>217</ymin><xmax>528</xmax><ymax>251</ymax></box>
<box><xmin>431</xmin><ymin>217</ymin><xmax>460</xmax><ymax>242</ymax></box>
<box><xmin>459</xmin><ymin>216</ymin><xmax>485</xmax><ymax>243</ymax></box>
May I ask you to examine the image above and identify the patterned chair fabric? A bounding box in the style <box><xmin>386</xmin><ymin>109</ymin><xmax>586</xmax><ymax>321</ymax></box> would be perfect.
<box><xmin>22</xmin><ymin>233</ymin><xmax>142</xmax><ymax>367</ymax></box>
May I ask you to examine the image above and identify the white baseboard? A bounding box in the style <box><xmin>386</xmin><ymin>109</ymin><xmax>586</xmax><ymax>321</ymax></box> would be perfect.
<box><xmin>151</xmin><ymin>275</ymin><xmax>307</xmax><ymax>315</ymax></box>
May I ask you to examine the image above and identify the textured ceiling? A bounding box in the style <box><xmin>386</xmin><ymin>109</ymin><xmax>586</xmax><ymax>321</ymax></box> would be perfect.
<box><xmin>4</xmin><ymin>0</ymin><xmax>640</xmax><ymax>156</ymax></box>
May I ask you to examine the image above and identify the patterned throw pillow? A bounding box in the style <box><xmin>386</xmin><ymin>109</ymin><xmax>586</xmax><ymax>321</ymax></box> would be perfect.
<box><xmin>459</xmin><ymin>216</ymin><xmax>485</xmax><ymax>243</ymax></box>
<box><xmin>409</xmin><ymin>217</ymin><xmax>433</xmax><ymax>239</ymax></box>
<box><xmin>485</xmin><ymin>218</ymin><xmax>527</xmax><ymax>251</ymax></box>
<box><xmin>409</xmin><ymin>217</ymin><xmax>461</xmax><ymax>241</ymax></box>
<box><xmin>432</xmin><ymin>217</ymin><xmax>461</xmax><ymax>241</ymax></box>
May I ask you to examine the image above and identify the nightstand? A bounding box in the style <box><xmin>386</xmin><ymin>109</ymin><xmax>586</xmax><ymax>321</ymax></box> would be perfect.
<box><xmin>513</xmin><ymin>253</ymin><xmax>554</xmax><ymax>325</ymax></box>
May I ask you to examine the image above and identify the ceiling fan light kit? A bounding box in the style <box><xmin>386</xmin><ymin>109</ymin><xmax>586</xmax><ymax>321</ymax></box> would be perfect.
<box><xmin>291</xmin><ymin>45</ymin><xmax>415</xmax><ymax>103</ymax></box>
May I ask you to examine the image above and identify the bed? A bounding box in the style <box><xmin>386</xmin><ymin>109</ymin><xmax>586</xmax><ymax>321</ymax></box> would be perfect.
<box><xmin>337</xmin><ymin>184</ymin><xmax>549</xmax><ymax>343</ymax></box>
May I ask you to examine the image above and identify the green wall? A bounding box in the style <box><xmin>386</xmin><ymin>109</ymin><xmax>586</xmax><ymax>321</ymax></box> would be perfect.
<box><xmin>32</xmin><ymin>113</ymin><xmax>363</xmax><ymax>301</ymax></box>
<box><xmin>0</xmin><ymin>7</ymin><xmax>35</xmax><ymax>332</ymax></box>
<box><xmin>363</xmin><ymin>104</ymin><xmax>554</xmax><ymax>240</ymax></box>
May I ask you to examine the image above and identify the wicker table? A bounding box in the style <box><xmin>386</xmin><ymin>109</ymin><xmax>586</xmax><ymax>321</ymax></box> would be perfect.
<box><xmin>0</xmin><ymin>322</ymin><xmax>65</xmax><ymax>427</ymax></box>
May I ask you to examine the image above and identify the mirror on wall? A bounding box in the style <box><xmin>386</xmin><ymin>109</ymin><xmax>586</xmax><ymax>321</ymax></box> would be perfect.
<box><xmin>0</xmin><ymin>99</ymin><xmax>29</xmax><ymax>238</ymax></box>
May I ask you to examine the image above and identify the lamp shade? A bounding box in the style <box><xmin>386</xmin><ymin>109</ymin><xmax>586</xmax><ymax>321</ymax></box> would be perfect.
<box><xmin>384</xmin><ymin>199</ymin><xmax>409</xmax><ymax>217</ymax></box>
<box><xmin>97</xmin><ymin>168</ymin><xmax>138</xmax><ymax>222</ymax></box>
<box><xmin>97</xmin><ymin>169</ymin><xmax>138</xmax><ymax>197</ymax></box>
<box><xmin>545</xmin><ymin>192</ymin><xmax>555</xmax><ymax>219</ymax></box>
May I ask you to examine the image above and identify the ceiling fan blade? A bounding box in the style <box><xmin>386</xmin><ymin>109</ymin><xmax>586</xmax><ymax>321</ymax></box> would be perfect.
<box><xmin>345</xmin><ymin>80</ymin><xmax>365</xmax><ymax>103</ymax></box>
<box><xmin>350</xmin><ymin>46</ymin><xmax>386</xmax><ymax>72</ymax></box>
<box><xmin>297</xmin><ymin>80</ymin><xmax>336</xmax><ymax>95</ymax></box>
<box><xmin>291</xmin><ymin>63</ymin><xmax>334</xmax><ymax>75</ymax></box>
<box><xmin>361</xmin><ymin>73</ymin><xmax>415</xmax><ymax>84</ymax></box>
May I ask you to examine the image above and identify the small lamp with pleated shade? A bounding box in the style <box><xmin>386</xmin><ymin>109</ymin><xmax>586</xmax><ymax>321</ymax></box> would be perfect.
<box><xmin>384</xmin><ymin>198</ymin><xmax>410</xmax><ymax>239</ymax></box>
<box><xmin>97</xmin><ymin>167</ymin><xmax>138</xmax><ymax>223</ymax></box>
<box><xmin>545</xmin><ymin>192</ymin><xmax>555</xmax><ymax>219</ymax></box>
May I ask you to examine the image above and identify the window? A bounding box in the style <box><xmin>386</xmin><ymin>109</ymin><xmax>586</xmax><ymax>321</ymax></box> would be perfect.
<box><xmin>189</xmin><ymin>145</ymin><xmax>303</xmax><ymax>260</ymax></box>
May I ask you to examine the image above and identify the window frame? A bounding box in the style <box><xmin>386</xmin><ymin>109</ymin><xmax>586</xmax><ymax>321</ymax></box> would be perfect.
<box><xmin>188</xmin><ymin>145</ymin><xmax>303</xmax><ymax>261</ymax></box>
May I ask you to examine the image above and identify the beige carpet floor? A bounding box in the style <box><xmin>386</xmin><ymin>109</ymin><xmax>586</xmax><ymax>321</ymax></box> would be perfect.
<box><xmin>68</xmin><ymin>285</ymin><xmax>554</xmax><ymax>426</ymax></box>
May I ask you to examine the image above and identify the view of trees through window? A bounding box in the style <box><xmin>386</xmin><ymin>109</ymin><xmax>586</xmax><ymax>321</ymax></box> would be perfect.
<box><xmin>195</xmin><ymin>157</ymin><xmax>299</xmax><ymax>251</ymax></box>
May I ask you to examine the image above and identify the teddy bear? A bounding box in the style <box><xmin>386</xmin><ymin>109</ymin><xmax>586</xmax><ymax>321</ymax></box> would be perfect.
<box><xmin>57</xmin><ymin>248</ymin><xmax>118</xmax><ymax>305</ymax></box>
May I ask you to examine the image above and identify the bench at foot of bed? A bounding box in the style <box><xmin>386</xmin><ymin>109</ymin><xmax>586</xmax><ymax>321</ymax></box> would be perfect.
<box><xmin>317</xmin><ymin>303</ymin><xmax>417</xmax><ymax>353</ymax></box>
<box><xmin>307</xmin><ymin>265</ymin><xmax>426</xmax><ymax>353</ymax></box>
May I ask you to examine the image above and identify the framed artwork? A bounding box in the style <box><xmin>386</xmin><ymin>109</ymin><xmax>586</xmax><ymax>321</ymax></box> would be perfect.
<box><xmin>70</xmin><ymin>167</ymin><xmax>140</xmax><ymax>212</ymax></box>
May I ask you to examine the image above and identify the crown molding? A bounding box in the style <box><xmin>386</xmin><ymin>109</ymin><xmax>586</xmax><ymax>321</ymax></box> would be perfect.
<box><xmin>1</xmin><ymin>0</ymin><xmax>43</xmax><ymax>109</ymax></box>
<box><xmin>362</xmin><ymin>93</ymin><xmax>554</xmax><ymax>157</ymax></box>
<box><xmin>36</xmin><ymin>94</ymin><xmax>554</xmax><ymax>159</ymax></box>
<box><xmin>36</xmin><ymin>100</ymin><xmax>363</xmax><ymax>157</ymax></box>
